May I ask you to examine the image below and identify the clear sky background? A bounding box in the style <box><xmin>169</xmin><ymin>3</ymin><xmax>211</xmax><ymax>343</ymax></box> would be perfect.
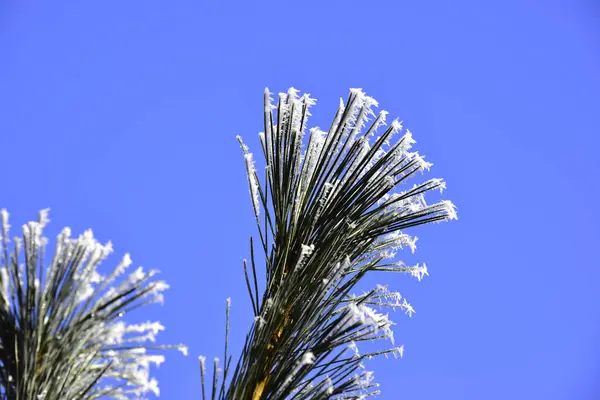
<box><xmin>1</xmin><ymin>1</ymin><xmax>599</xmax><ymax>399</ymax></box>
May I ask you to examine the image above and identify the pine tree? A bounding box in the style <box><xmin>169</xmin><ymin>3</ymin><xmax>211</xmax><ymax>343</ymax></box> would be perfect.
<box><xmin>201</xmin><ymin>88</ymin><xmax>457</xmax><ymax>399</ymax></box>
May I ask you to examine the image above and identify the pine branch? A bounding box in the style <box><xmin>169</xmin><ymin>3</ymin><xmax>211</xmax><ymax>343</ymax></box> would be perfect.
<box><xmin>201</xmin><ymin>87</ymin><xmax>457</xmax><ymax>399</ymax></box>
<box><xmin>0</xmin><ymin>209</ymin><xmax>187</xmax><ymax>400</ymax></box>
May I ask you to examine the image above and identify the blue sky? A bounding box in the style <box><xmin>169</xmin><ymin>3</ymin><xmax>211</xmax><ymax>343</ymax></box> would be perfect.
<box><xmin>1</xmin><ymin>1</ymin><xmax>599</xmax><ymax>399</ymax></box>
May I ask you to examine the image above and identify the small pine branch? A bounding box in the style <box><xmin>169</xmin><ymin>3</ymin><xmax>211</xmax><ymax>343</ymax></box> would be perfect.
<box><xmin>0</xmin><ymin>209</ymin><xmax>187</xmax><ymax>400</ymax></box>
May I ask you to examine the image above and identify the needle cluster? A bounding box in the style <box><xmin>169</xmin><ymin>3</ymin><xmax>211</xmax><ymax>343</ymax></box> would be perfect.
<box><xmin>201</xmin><ymin>88</ymin><xmax>457</xmax><ymax>399</ymax></box>
<box><xmin>0</xmin><ymin>210</ymin><xmax>185</xmax><ymax>400</ymax></box>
